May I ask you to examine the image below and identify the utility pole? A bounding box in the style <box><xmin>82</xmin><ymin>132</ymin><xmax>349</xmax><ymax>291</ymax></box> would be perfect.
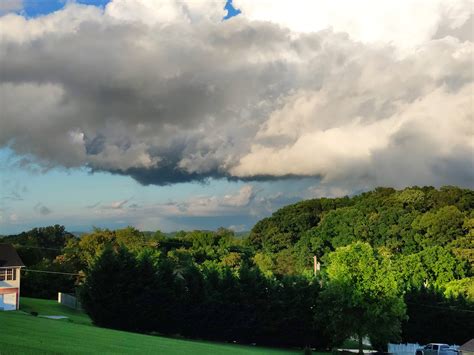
<box><xmin>313</xmin><ymin>255</ymin><xmax>320</xmax><ymax>275</ymax></box>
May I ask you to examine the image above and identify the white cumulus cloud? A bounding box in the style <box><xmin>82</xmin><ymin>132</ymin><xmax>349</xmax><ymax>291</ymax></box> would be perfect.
<box><xmin>0</xmin><ymin>0</ymin><xmax>472</xmax><ymax>193</ymax></box>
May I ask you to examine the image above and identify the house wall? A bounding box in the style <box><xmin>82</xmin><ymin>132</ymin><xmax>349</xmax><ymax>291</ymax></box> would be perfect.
<box><xmin>0</xmin><ymin>267</ymin><xmax>21</xmax><ymax>289</ymax></box>
<box><xmin>0</xmin><ymin>268</ymin><xmax>21</xmax><ymax>310</ymax></box>
<box><xmin>0</xmin><ymin>287</ymin><xmax>19</xmax><ymax>311</ymax></box>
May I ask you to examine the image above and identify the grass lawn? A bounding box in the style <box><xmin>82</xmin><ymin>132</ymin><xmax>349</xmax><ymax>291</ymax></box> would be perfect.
<box><xmin>340</xmin><ymin>339</ymin><xmax>373</xmax><ymax>350</ymax></box>
<box><xmin>0</xmin><ymin>297</ymin><xmax>310</xmax><ymax>355</ymax></box>
<box><xmin>20</xmin><ymin>297</ymin><xmax>92</xmax><ymax>326</ymax></box>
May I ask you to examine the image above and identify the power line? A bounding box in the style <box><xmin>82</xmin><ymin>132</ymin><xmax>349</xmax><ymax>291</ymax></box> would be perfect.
<box><xmin>22</xmin><ymin>268</ymin><xmax>82</xmax><ymax>276</ymax></box>
<box><xmin>17</xmin><ymin>273</ymin><xmax>474</xmax><ymax>313</ymax></box>
<box><xmin>13</xmin><ymin>245</ymin><xmax>64</xmax><ymax>251</ymax></box>
<box><xmin>406</xmin><ymin>301</ymin><xmax>474</xmax><ymax>314</ymax></box>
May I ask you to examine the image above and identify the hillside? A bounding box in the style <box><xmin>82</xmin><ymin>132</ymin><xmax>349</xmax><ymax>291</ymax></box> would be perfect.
<box><xmin>1</xmin><ymin>186</ymin><xmax>472</xmax><ymax>349</ymax></box>
<box><xmin>248</xmin><ymin>186</ymin><xmax>474</xmax><ymax>279</ymax></box>
<box><xmin>0</xmin><ymin>298</ymin><xmax>302</xmax><ymax>355</ymax></box>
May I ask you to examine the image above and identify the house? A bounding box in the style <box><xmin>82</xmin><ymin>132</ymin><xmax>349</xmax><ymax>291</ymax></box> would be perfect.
<box><xmin>0</xmin><ymin>244</ymin><xmax>25</xmax><ymax>311</ymax></box>
<box><xmin>459</xmin><ymin>339</ymin><xmax>474</xmax><ymax>355</ymax></box>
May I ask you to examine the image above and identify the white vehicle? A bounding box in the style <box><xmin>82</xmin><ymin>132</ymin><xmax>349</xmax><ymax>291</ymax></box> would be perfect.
<box><xmin>416</xmin><ymin>344</ymin><xmax>459</xmax><ymax>355</ymax></box>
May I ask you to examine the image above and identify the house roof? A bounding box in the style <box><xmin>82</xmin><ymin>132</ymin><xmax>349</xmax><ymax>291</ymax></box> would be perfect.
<box><xmin>460</xmin><ymin>339</ymin><xmax>474</xmax><ymax>352</ymax></box>
<box><xmin>0</xmin><ymin>244</ymin><xmax>25</xmax><ymax>268</ymax></box>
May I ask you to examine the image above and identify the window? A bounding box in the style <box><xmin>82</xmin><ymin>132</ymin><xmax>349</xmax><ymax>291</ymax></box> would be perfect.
<box><xmin>433</xmin><ymin>346</ymin><xmax>439</xmax><ymax>351</ymax></box>
<box><xmin>0</xmin><ymin>268</ymin><xmax>16</xmax><ymax>281</ymax></box>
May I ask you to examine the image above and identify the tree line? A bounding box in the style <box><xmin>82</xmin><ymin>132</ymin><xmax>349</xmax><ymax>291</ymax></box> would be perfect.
<box><xmin>80</xmin><ymin>241</ymin><xmax>414</xmax><ymax>351</ymax></box>
<box><xmin>1</xmin><ymin>186</ymin><xmax>473</xmax><ymax>350</ymax></box>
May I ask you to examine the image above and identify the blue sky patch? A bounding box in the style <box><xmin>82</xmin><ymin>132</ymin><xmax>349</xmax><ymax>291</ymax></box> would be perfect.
<box><xmin>21</xmin><ymin>0</ymin><xmax>110</xmax><ymax>17</ymax></box>
<box><xmin>224</xmin><ymin>0</ymin><xmax>241</xmax><ymax>20</ymax></box>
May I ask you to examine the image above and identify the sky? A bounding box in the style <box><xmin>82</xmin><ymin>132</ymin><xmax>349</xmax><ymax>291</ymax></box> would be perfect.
<box><xmin>0</xmin><ymin>0</ymin><xmax>472</xmax><ymax>234</ymax></box>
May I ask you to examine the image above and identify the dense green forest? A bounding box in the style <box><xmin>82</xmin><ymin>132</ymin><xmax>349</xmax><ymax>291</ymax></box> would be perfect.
<box><xmin>1</xmin><ymin>186</ymin><xmax>473</xmax><ymax>351</ymax></box>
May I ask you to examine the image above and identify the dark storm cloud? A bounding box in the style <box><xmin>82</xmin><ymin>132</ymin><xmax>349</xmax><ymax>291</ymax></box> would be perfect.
<box><xmin>85</xmin><ymin>201</ymin><xmax>101</xmax><ymax>209</ymax></box>
<box><xmin>0</xmin><ymin>180</ymin><xmax>27</xmax><ymax>201</ymax></box>
<box><xmin>34</xmin><ymin>203</ymin><xmax>52</xmax><ymax>215</ymax></box>
<box><xmin>0</xmin><ymin>1</ymin><xmax>472</xmax><ymax>191</ymax></box>
<box><xmin>1</xmin><ymin>191</ymin><xmax>23</xmax><ymax>201</ymax></box>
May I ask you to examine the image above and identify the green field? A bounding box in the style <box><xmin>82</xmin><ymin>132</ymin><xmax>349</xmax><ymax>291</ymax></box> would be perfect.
<box><xmin>0</xmin><ymin>297</ymin><xmax>306</xmax><ymax>355</ymax></box>
<box><xmin>19</xmin><ymin>297</ymin><xmax>92</xmax><ymax>326</ymax></box>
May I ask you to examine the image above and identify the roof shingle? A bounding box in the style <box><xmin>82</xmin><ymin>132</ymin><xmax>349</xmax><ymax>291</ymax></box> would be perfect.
<box><xmin>0</xmin><ymin>244</ymin><xmax>25</xmax><ymax>268</ymax></box>
<box><xmin>460</xmin><ymin>339</ymin><xmax>474</xmax><ymax>352</ymax></box>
